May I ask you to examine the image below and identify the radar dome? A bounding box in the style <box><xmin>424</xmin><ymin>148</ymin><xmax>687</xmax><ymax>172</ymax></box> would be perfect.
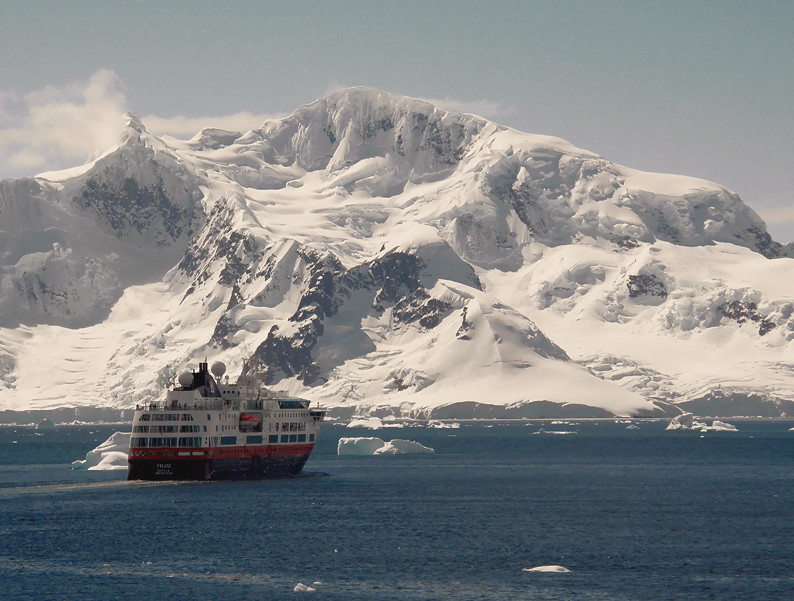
<box><xmin>178</xmin><ymin>371</ymin><xmax>193</xmax><ymax>387</ymax></box>
<box><xmin>211</xmin><ymin>361</ymin><xmax>226</xmax><ymax>378</ymax></box>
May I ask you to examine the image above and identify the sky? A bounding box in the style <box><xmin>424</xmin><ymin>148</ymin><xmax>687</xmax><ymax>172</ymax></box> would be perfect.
<box><xmin>1</xmin><ymin>0</ymin><xmax>793</xmax><ymax>241</ymax></box>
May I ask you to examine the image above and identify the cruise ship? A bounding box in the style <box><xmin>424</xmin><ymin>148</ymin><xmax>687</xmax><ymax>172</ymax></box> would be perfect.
<box><xmin>127</xmin><ymin>361</ymin><xmax>325</xmax><ymax>480</ymax></box>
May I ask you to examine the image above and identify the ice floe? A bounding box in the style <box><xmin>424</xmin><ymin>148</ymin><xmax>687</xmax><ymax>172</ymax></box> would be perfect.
<box><xmin>293</xmin><ymin>582</ymin><xmax>316</xmax><ymax>593</ymax></box>
<box><xmin>337</xmin><ymin>437</ymin><xmax>434</xmax><ymax>455</ymax></box>
<box><xmin>666</xmin><ymin>413</ymin><xmax>738</xmax><ymax>432</ymax></box>
<box><xmin>523</xmin><ymin>565</ymin><xmax>571</xmax><ymax>573</ymax></box>
<box><xmin>700</xmin><ymin>420</ymin><xmax>739</xmax><ymax>432</ymax></box>
<box><xmin>346</xmin><ymin>417</ymin><xmax>385</xmax><ymax>429</ymax></box>
<box><xmin>532</xmin><ymin>428</ymin><xmax>577</xmax><ymax>435</ymax></box>
<box><xmin>71</xmin><ymin>431</ymin><xmax>130</xmax><ymax>471</ymax></box>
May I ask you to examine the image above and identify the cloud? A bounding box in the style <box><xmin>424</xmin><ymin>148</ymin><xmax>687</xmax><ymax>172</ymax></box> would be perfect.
<box><xmin>419</xmin><ymin>96</ymin><xmax>516</xmax><ymax>121</ymax></box>
<box><xmin>0</xmin><ymin>70</ymin><xmax>129</xmax><ymax>178</ymax></box>
<box><xmin>0</xmin><ymin>71</ymin><xmax>280</xmax><ymax>178</ymax></box>
<box><xmin>758</xmin><ymin>206</ymin><xmax>794</xmax><ymax>226</ymax></box>
<box><xmin>141</xmin><ymin>112</ymin><xmax>277</xmax><ymax>139</ymax></box>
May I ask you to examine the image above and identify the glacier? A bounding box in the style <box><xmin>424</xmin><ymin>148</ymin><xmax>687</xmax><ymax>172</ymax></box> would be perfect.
<box><xmin>1</xmin><ymin>87</ymin><xmax>792</xmax><ymax>419</ymax></box>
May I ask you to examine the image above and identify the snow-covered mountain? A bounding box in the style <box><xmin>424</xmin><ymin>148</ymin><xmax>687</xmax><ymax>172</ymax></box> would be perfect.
<box><xmin>1</xmin><ymin>88</ymin><xmax>792</xmax><ymax>419</ymax></box>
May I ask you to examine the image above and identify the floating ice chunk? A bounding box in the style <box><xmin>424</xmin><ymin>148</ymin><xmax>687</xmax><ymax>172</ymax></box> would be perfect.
<box><xmin>347</xmin><ymin>417</ymin><xmax>384</xmax><ymax>429</ymax></box>
<box><xmin>427</xmin><ymin>420</ymin><xmax>460</xmax><ymax>429</ymax></box>
<box><xmin>337</xmin><ymin>437</ymin><xmax>434</xmax><ymax>455</ymax></box>
<box><xmin>293</xmin><ymin>582</ymin><xmax>316</xmax><ymax>592</ymax></box>
<box><xmin>532</xmin><ymin>428</ymin><xmax>576</xmax><ymax>435</ymax></box>
<box><xmin>376</xmin><ymin>439</ymin><xmax>434</xmax><ymax>455</ymax></box>
<box><xmin>700</xmin><ymin>420</ymin><xmax>738</xmax><ymax>432</ymax></box>
<box><xmin>72</xmin><ymin>431</ymin><xmax>130</xmax><ymax>471</ymax></box>
<box><xmin>667</xmin><ymin>413</ymin><xmax>737</xmax><ymax>432</ymax></box>
<box><xmin>36</xmin><ymin>419</ymin><xmax>55</xmax><ymax>430</ymax></box>
<box><xmin>523</xmin><ymin>565</ymin><xmax>571</xmax><ymax>573</ymax></box>
<box><xmin>337</xmin><ymin>437</ymin><xmax>387</xmax><ymax>455</ymax></box>
<box><xmin>666</xmin><ymin>413</ymin><xmax>706</xmax><ymax>431</ymax></box>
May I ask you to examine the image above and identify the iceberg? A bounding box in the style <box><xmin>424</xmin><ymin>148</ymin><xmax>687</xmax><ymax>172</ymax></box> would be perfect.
<box><xmin>347</xmin><ymin>417</ymin><xmax>384</xmax><ymax>429</ymax></box>
<box><xmin>523</xmin><ymin>565</ymin><xmax>571</xmax><ymax>573</ymax></box>
<box><xmin>532</xmin><ymin>428</ymin><xmax>577</xmax><ymax>435</ymax></box>
<box><xmin>293</xmin><ymin>583</ymin><xmax>316</xmax><ymax>593</ymax></box>
<box><xmin>72</xmin><ymin>431</ymin><xmax>130</xmax><ymax>471</ymax></box>
<box><xmin>700</xmin><ymin>420</ymin><xmax>738</xmax><ymax>432</ymax></box>
<box><xmin>337</xmin><ymin>437</ymin><xmax>434</xmax><ymax>456</ymax></box>
<box><xmin>666</xmin><ymin>413</ymin><xmax>737</xmax><ymax>432</ymax></box>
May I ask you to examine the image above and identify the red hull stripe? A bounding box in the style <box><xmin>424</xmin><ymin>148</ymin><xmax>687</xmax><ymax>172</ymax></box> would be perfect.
<box><xmin>128</xmin><ymin>443</ymin><xmax>314</xmax><ymax>462</ymax></box>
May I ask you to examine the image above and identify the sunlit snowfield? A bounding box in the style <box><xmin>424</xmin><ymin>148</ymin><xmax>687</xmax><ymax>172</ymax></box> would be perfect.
<box><xmin>1</xmin><ymin>421</ymin><xmax>792</xmax><ymax>601</ymax></box>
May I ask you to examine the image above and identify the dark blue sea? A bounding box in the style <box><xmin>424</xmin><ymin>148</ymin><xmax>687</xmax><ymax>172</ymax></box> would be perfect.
<box><xmin>1</xmin><ymin>419</ymin><xmax>792</xmax><ymax>601</ymax></box>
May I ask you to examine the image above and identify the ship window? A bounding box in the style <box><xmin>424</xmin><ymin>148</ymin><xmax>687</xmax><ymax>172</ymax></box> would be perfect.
<box><xmin>309</xmin><ymin>434</ymin><xmax>315</xmax><ymax>442</ymax></box>
<box><xmin>280</xmin><ymin>435</ymin><xmax>288</xmax><ymax>443</ymax></box>
<box><xmin>133</xmin><ymin>426</ymin><xmax>149</xmax><ymax>433</ymax></box>
<box><xmin>246</xmin><ymin>435</ymin><xmax>263</xmax><ymax>445</ymax></box>
<box><xmin>151</xmin><ymin>425</ymin><xmax>178</xmax><ymax>434</ymax></box>
<box><xmin>181</xmin><ymin>414</ymin><xmax>194</xmax><ymax>421</ymax></box>
<box><xmin>269</xmin><ymin>435</ymin><xmax>278</xmax><ymax>444</ymax></box>
<box><xmin>139</xmin><ymin>414</ymin><xmax>150</xmax><ymax>421</ymax></box>
<box><xmin>221</xmin><ymin>436</ymin><xmax>237</xmax><ymax>445</ymax></box>
<box><xmin>289</xmin><ymin>434</ymin><xmax>297</xmax><ymax>443</ymax></box>
<box><xmin>178</xmin><ymin>437</ymin><xmax>201</xmax><ymax>448</ymax></box>
<box><xmin>130</xmin><ymin>437</ymin><xmax>147</xmax><ymax>448</ymax></box>
<box><xmin>148</xmin><ymin>437</ymin><xmax>177</xmax><ymax>447</ymax></box>
<box><xmin>298</xmin><ymin>434</ymin><xmax>306</xmax><ymax>442</ymax></box>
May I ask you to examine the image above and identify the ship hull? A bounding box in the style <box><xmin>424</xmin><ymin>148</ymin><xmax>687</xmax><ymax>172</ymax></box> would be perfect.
<box><xmin>127</xmin><ymin>444</ymin><xmax>314</xmax><ymax>481</ymax></box>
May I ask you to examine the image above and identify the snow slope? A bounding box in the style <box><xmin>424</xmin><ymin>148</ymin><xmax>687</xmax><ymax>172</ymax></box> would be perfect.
<box><xmin>1</xmin><ymin>88</ymin><xmax>792</xmax><ymax>418</ymax></box>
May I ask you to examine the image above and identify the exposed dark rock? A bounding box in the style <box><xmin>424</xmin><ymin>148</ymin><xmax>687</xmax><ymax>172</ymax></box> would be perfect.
<box><xmin>627</xmin><ymin>274</ymin><xmax>667</xmax><ymax>299</ymax></box>
<box><xmin>392</xmin><ymin>289</ymin><xmax>453</xmax><ymax>329</ymax></box>
<box><xmin>744</xmin><ymin>224</ymin><xmax>789</xmax><ymax>259</ymax></box>
<box><xmin>613</xmin><ymin>236</ymin><xmax>641</xmax><ymax>250</ymax></box>
<box><xmin>72</xmin><ymin>167</ymin><xmax>191</xmax><ymax>245</ymax></box>
<box><xmin>210</xmin><ymin>314</ymin><xmax>236</xmax><ymax>349</ymax></box>
<box><xmin>719</xmin><ymin>300</ymin><xmax>776</xmax><ymax>336</ymax></box>
<box><xmin>679</xmin><ymin>388</ymin><xmax>794</xmax><ymax>417</ymax></box>
<box><xmin>456</xmin><ymin>306</ymin><xmax>472</xmax><ymax>340</ymax></box>
<box><xmin>240</xmin><ymin>249</ymin><xmax>463</xmax><ymax>385</ymax></box>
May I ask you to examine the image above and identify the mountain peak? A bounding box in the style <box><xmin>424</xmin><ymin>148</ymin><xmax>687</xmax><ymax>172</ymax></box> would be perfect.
<box><xmin>122</xmin><ymin>112</ymin><xmax>148</xmax><ymax>135</ymax></box>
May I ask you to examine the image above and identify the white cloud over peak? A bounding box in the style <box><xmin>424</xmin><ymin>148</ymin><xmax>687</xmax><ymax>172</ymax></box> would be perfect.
<box><xmin>419</xmin><ymin>96</ymin><xmax>516</xmax><ymax>121</ymax></box>
<box><xmin>0</xmin><ymin>70</ymin><xmax>129</xmax><ymax>178</ymax></box>
<box><xmin>758</xmin><ymin>206</ymin><xmax>794</xmax><ymax>230</ymax></box>
<box><xmin>0</xmin><ymin>71</ymin><xmax>278</xmax><ymax>179</ymax></box>
<box><xmin>141</xmin><ymin>112</ymin><xmax>277</xmax><ymax>140</ymax></box>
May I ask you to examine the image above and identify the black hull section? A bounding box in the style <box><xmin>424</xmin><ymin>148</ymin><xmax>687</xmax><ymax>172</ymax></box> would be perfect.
<box><xmin>127</xmin><ymin>454</ymin><xmax>311</xmax><ymax>481</ymax></box>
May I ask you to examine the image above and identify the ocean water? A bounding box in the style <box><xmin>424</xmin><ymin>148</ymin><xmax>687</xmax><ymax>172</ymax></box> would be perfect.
<box><xmin>0</xmin><ymin>420</ymin><xmax>792</xmax><ymax>601</ymax></box>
